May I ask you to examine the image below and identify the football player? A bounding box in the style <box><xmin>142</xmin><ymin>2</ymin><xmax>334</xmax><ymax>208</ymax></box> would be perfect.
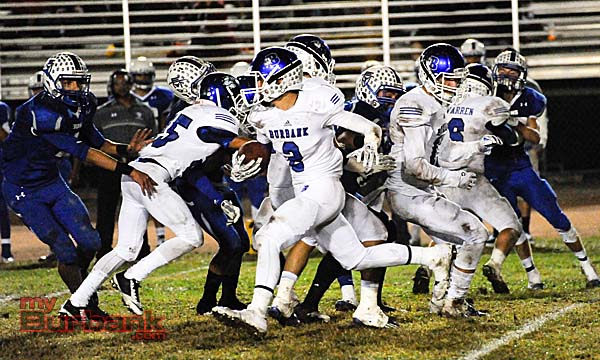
<box><xmin>60</xmin><ymin>73</ymin><xmax>255</xmax><ymax>318</ymax></box>
<box><xmin>460</xmin><ymin>38</ymin><xmax>486</xmax><ymax>65</ymax></box>
<box><xmin>385</xmin><ymin>43</ymin><xmax>496</xmax><ymax>317</ymax></box>
<box><xmin>0</xmin><ymin>100</ymin><xmax>13</xmax><ymax>263</ymax></box>
<box><xmin>3</xmin><ymin>52</ymin><xmax>155</xmax><ymax>318</ymax></box>
<box><xmin>484</xmin><ymin>49</ymin><xmax>600</xmax><ymax>288</ymax></box>
<box><xmin>212</xmin><ymin>46</ymin><xmax>452</xmax><ymax>334</ymax></box>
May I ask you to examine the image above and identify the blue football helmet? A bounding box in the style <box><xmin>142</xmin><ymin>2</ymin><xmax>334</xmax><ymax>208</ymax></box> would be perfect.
<box><xmin>198</xmin><ymin>72</ymin><xmax>244</xmax><ymax>118</ymax></box>
<box><xmin>241</xmin><ymin>46</ymin><xmax>303</xmax><ymax>106</ymax></box>
<box><xmin>418</xmin><ymin>43</ymin><xmax>465</xmax><ymax>104</ymax></box>
<box><xmin>42</xmin><ymin>52</ymin><xmax>91</xmax><ymax>107</ymax></box>
<box><xmin>285</xmin><ymin>34</ymin><xmax>335</xmax><ymax>85</ymax></box>
<box><xmin>355</xmin><ymin>65</ymin><xmax>405</xmax><ymax>116</ymax></box>
<box><xmin>130</xmin><ymin>56</ymin><xmax>155</xmax><ymax>90</ymax></box>
<box><xmin>493</xmin><ymin>48</ymin><xmax>527</xmax><ymax>93</ymax></box>
<box><xmin>454</xmin><ymin>63</ymin><xmax>494</xmax><ymax>102</ymax></box>
<box><xmin>167</xmin><ymin>56</ymin><xmax>216</xmax><ymax>104</ymax></box>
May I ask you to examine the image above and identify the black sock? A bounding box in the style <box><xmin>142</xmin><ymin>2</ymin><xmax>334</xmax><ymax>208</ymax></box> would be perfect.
<box><xmin>202</xmin><ymin>270</ymin><xmax>223</xmax><ymax>301</ymax></box>
<box><xmin>521</xmin><ymin>216</ymin><xmax>531</xmax><ymax>234</ymax></box>
<box><xmin>303</xmin><ymin>253</ymin><xmax>345</xmax><ymax>310</ymax></box>
<box><xmin>1</xmin><ymin>244</ymin><xmax>12</xmax><ymax>257</ymax></box>
<box><xmin>220</xmin><ymin>273</ymin><xmax>240</xmax><ymax>301</ymax></box>
<box><xmin>376</xmin><ymin>267</ymin><xmax>387</xmax><ymax>305</ymax></box>
<box><xmin>57</xmin><ymin>263</ymin><xmax>83</xmax><ymax>294</ymax></box>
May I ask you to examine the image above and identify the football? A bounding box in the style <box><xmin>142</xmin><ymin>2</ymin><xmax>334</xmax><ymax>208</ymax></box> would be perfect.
<box><xmin>238</xmin><ymin>140</ymin><xmax>271</xmax><ymax>174</ymax></box>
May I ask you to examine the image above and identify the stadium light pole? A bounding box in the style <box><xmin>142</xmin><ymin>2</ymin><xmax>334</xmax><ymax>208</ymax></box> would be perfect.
<box><xmin>511</xmin><ymin>0</ymin><xmax>520</xmax><ymax>51</ymax></box>
<box><xmin>252</xmin><ymin>0</ymin><xmax>261</xmax><ymax>55</ymax></box>
<box><xmin>381</xmin><ymin>0</ymin><xmax>391</xmax><ymax>66</ymax></box>
<box><xmin>122</xmin><ymin>0</ymin><xmax>132</xmax><ymax>70</ymax></box>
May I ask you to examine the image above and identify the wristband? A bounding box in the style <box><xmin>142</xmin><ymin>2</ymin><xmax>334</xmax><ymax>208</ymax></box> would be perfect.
<box><xmin>116</xmin><ymin>144</ymin><xmax>129</xmax><ymax>157</ymax></box>
<box><xmin>115</xmin><ymin>162</ymin><xmax>134</xmax><ymax>176</ymax></box>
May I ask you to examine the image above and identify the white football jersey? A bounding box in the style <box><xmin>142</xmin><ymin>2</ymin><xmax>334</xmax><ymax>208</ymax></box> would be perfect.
<box><xmin>249</xmin><ymin>81</ymin><xmax>345</xmax><ymax>185</ymax></box>
<box><xmin>437</xmin><ymin>93</ymin><xmax>510</xmax><ymax>173</ymax></box>
<box><xmin>386</xmin><ymin>86</ymin><xmax>449</xmax><ymax>189</ymax></box>
<box><xmin>132</xmin><ymin>102</ymin><xmax>239</xmax><ymax>183</ymax></box>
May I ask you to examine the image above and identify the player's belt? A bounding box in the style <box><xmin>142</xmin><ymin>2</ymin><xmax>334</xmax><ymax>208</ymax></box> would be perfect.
<box><xmin>137</xmin><ymin>158</ymin><xmax>168</xmax><ymax>173</ymax></box>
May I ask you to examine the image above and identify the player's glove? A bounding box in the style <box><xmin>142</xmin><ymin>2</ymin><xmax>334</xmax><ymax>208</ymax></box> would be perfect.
<box><xmin>444</xmin><ymin>170</ymin><xmax>477</xmax><ymax>190</ymax></box>
<box><xmin>220</xmin><ymin>200</ymin><xmax>241</xmax><ymax>226</ymax></box>
<box><xmin>365</xmin><ymin>154</ymin><xmax>396</xmax><ymax>175</ymax></box>
<box><xmin>347</xmin><ymin>142</ymin><xmax>378</xmax><ymax>173</ymax></box>
<box><xmin>225</xmin><ymin>151</ymin><xmax>263</xmax><ymax>182</ymax></box>
<box><xmin>478</xmin><ymin>135</ymin><xmax>503</xmax><ymax>155</ymax></box>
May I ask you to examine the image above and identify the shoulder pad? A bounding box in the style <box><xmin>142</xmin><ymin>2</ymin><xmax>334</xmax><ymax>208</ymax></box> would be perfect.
<box><xmin>483</xmin><ymin>96</ymin><xmax>511</xmax><ymax>126</ymax></box>
<box><xmin>301</xmin><ymin>82</ymin><xmax>345</xmax><ymax>114</ymax></box>
<box><xmin>182</xmin><ymin>104</ymin><xmax>239</xmax><ymax>134</ymax></box>
<box><xmin>391</xmin><ymin>89</ymin><xmax>435</xmax><ymax>127</ymax></box>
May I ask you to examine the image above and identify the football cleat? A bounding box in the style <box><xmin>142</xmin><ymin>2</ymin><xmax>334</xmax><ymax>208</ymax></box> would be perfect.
<box><xmin>334</xmin><ymin>299</ymin><xmax>358</xmax><ymax>312</ymax></box>
<box><xmin>378</xmin><ymin>302</ymin><xmax>397</xmax><ymax>314</ymax></box>
<box><xmin>528</xmin><ymin>282</ymin><xmax>545</xmax><ymax>291</ymax></box>
<box><xmin>58</xmin><ymin>300</ymin><xmax>88</xmax><ymax>322</ymax></box>
<box><xmin>352</xmin><ymin>305</ymin><xmax>399</xmax><ymax>329</ymax></box>
<box><xmin>1</xmin><ymin>256</ymin><xmax>14</xmax><ymax>264</ymax></box>
<box><xmin>111</xmin><ymin>271</ymin><xmax>143</xmax><ymax>315</ymax></box>
<box><xmin>267</xmin><ymin>295</ymin><xmax>299</xmax><ymax>325</ymax></box>
<box><xmin>218</xmin><ymin>297</ymin><xmax>247</xmax><ymax>311</ymax></box>
<box><xmin>212</xmin><ymin>306</ymin><xmax>267</xmax><ymax>335</ymax></box>
<box><xmin>196</xmin><ymin>297</ymin><xmax>217</xmax><ymax>315</ymax></box>
<box><xmin>441</xmin><ymin>298</ymin><xmax>488</xmax><ymax>318</ymax></box>
<box><xmin>38</xmin><ymin>252</ymin><xmax>57</xmax><ymax>267</ymax></box>
<box><xmin>586</xmin><ymin>279</ymin><xmax>600</xmax><ymax>288</ymax></box>
<box><xmin>412</xmin><ymin>265</ymin><xmax>431</xmax><ymax>294</ymax></box>
<box><xmin>483</xmin><ymin>261</ymin><xmax>510</xmax><ymax>294</ymax></box>
<box><xmin>294</xmin><ymin>304</ymin><xmax>330</xmax><ymax>324</ymax></box>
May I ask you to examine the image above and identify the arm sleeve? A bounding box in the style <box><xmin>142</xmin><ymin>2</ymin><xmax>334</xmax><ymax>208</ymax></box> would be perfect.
<box><xmin>324</xmin><ymin>110</ymin><xmax>382</xmax><ymax>145</ymax></box>
<box><xmin>80</xmin><ymin>121</ymin><xmax>106</xmax><ymax>148</ymax></box>
<box><xmin>403</xmin><ymin>126</ymin><xmax>454</xmax><ymax>186</ymax></box>
<box><xmin>40</xmin><ymin>132</ymin><xmax>90</xmax><ymax>161</ymax></box>
<box><xmin>197</xmin><ymin>126</ymin><xmax>238</xmax><ymax>148</ymax></box>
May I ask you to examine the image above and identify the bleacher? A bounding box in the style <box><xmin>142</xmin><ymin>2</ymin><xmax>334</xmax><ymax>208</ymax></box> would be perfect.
<box><xmin>1</xmin><ymin>0</ymin><xmax>600</xmax><ymax>100</ymax></box>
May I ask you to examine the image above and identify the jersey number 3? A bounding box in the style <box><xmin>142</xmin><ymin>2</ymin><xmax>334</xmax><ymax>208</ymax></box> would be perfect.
<box><xmin>152</xmin><ymin>116</ymin><xmax>192</xmax><ymax>148</ymax></box>
<box><xmin>282</xmin><ymin>141</ymin><xmax>304</xmax><ymax>172</ymax></box>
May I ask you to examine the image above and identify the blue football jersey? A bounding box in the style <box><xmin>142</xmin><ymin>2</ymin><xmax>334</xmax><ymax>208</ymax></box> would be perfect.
<box><xmin>132</xmin><ymin>85</ymin><xmax>174</xmax><ymax>126</ymax></box>
<box><xmin>2</xmin><ymin>92</ymin><xmax>105</xmax><ymax>188</ymax></box>
<box><xmin>485</xmin><ymin>87</ymin><xmax>547</xmax><ymax>178</ymax></box>
<box><xmin>0</xmin><ymin>102</ymin><xmax>12</xmax><ymax>133</ymax></box>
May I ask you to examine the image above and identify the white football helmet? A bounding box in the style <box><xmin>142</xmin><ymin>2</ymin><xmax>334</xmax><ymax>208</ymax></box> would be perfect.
<box><xmin>285</xmin><ymin>34</ymin><xmax>335</xmax><ymax>85</ymax></box>
<box><xmin>460</xmin><ymin>39</ymin><xmax>486</xmax><ymax>64</ymax></box>
<box><xmin>493</xmin><ymin>49</ymin><xmax>527</xmax><ymax>93</ymax></box>
<box><xmin>355</xmin><ymin>65</ymin><xmax>405</xmax><ymax>113</ymax></box>
<box><xmin>130</xmin><ymin>56</ymin><xmax>155</xmax><ymax>90</ymax></box>
<box><xmin>167</xmin><ymin>56</ymin><xmax>216</xmax><ymax>104</ymax></box>
<box><xmin>28</xmin><ymin>71</ymin><xmax>45</xmax><ymax>97</ymax></box>
<box><xmin>454</xmin><ymin>63</ymin><xmax>494</xmax><ymax>103</ymax></box>
<box><xmin>42</xmin><ymin>52</ymin><xmax>90</xmax><ymax>107</ymax></box>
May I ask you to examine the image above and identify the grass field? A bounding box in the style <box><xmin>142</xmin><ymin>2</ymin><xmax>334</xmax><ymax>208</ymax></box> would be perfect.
<box><xmin>1</xmin><ymin>236</ymin><xmax>600</xmax><ymax>360</ymax></box>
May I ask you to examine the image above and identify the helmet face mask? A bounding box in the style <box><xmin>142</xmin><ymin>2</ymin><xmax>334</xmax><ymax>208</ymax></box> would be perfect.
<box><xmin>454</xmin><ymin>63</ymin><xmax>494</xmax><ymax>103</ymax></box>
<box><xmin>167</xmin><ymin>56</ymin><xmax>216</xmax><ymax>104</ymax></box>
<box><xmin>355</xmin><ymin>65</ymin><xmax>405</xmax><ymax>116</ymax></box>
<box><xmin>493</xmin><ymin>49</ymin><xmax>527</xmax><ymax>93</ymax></box>
<box><xmin>418</xmin><ymin>43</ymin><xmax>465</xmax><ymax>105</ymax></box>
<box><xmin>243</xmin><ymin>47</ymin><xmax>303</xmax><ymax>106</ymax></box>
<box><xmin>43</xmin><ymin>52</ymin><xmax>90</xmax><ymax>107</ymax></box>
<box><xmin>130</xmin><ymin>56</ymin><xmax>156</xmax><ymax>90</ymax></box>
<box><xmin>285</xmin><ymin>34</ymin><xmax>335</xmax><ymax>85</ymax></box>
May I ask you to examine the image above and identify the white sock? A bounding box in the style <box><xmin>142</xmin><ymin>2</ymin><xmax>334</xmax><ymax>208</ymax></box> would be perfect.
<box><xmin>447</xmin><ymin>266</ymin><xmax>474</xmax><ymax>300</ymax></box>
<box><xmin>490</xmin><ymin>248</ymin><xmax>507</xmax><ymax>268</ymax></box>
<box><xmin>71</xmin><ymin>250</ymin><xmax>126</xmax><ymax>307</ymax></box>
<box><xmin>248</xmin><ymin>287</ymin><xmax>273</xmax><ymax>317</ymax></box>
<box><xmin>1</xmin><ymin>238</ymin><xmax>11</xmax><ymax>245</ymax></box>
<box><xmin>125</xmin><ymin>237</ymin><xmax>194</xmax><ymax>281</ymax></box>
<box><xmin>277</xmin><ymin>271</ymin><xmax>298</xmax><ymax>302</ymax></box>
<box><xmin>358</xmin><ymin>280</ymin><xmax>378</xmax><ymax>308</ymax></box>
<box><xmin>341</xmin><ymin>284</ymin><xmax>357</xmax><ymax>304</ymax></box>
<box><xmin>574</xmin><ymin>250</ymin><xmax>599</xmax><ymax>281</ymax></box>
<box><xmin>156</xmin><ymin>226</ymin><xmax>166</xmax><ymax>239</ymax></box>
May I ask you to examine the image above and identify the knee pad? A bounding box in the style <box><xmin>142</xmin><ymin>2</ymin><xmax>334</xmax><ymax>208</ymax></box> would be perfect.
<box><xmin>255</xmin><ymin>219</ymin><xmax>298</xmax><ymax>253</ymax></box>
<box><xmin>454</xmin><ymin>242</ymin><xmax>485</xmax><ymax>271</ymax></box>
<box><xmin>559</xmin><ymin>226</ymin><xmax>579</xmax><ymax>244</ymax></box>
<box><xmin>93</xmin><ymin>250</ymin><xmax>127</xmax><ymax>276</ymax></box>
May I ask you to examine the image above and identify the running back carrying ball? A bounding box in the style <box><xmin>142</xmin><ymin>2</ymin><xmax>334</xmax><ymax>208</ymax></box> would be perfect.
<box><xmin>228</xmin><ymin>140</ymin><xmax>270</xmax><ymax>181</ymax></box>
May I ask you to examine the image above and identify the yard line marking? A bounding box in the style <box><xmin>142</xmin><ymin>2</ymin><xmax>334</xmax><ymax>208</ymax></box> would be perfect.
<box><xmin>460</xmin><ymin>303</ymin><xmax>584</xmax><ymax>360</ymax></box>
<box><xmin>0</xmin><ymin>266</ymin><xmax>207</xmax><ymax>305</ymax></box>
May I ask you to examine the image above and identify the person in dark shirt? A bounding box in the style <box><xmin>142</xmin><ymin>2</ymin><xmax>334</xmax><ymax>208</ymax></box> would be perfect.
<box><xmin>0</xmin><ymin>101</ymin><xmax>14</xmax><ymax>263</ymax></box>
<box><xmin>1</xmin><ymin>52</ymin><xmax>155</xmax><ymax>317</ymax></box>
<box><xmin>93</xmin><ymin>69</ymin><xmax>157</xmax><ymax>260</ymax></box>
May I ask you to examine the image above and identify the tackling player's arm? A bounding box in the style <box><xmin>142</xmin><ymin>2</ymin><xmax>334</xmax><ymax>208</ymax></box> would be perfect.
<box><xmin>515</xmin><ymin>117</ymin><xmax>540</xmax><ymax>145</ymax></box>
